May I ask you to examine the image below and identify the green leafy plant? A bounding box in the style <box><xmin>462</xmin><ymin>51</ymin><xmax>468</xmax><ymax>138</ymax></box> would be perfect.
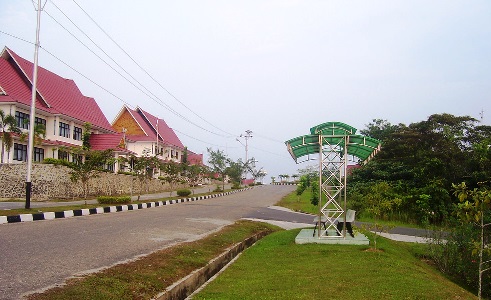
<box><xmin>176</xmin><ymin>189</ymin><xmax>192</xmax><ymax>197</ymax></box>
<box><xmin>97</xmin><ymin>196</ymin><xmax>131</xmax><ymax>204</ymax></box>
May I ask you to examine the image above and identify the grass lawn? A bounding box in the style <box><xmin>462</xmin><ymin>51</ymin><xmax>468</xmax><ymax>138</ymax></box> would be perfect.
<box><xmin>276</xmin><ymin>189</ymin><xmax>427</xmax><ymax>229</ymax></box>
<box><xmin>194</xmin><ymin>229</ymin><xmax>477</xmax><ymax>300</ymax></box>
<box><xmin>276</xmin><ymin>188</ymin><xmax>318</xmax><ymax>215</ymax></box>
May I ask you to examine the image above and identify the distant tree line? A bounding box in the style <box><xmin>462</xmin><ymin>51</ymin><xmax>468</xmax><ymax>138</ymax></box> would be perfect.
<box><xmin>347</xmin><ymin>113</ymin><xmax>490</xmax><ymax>298</ymax></box>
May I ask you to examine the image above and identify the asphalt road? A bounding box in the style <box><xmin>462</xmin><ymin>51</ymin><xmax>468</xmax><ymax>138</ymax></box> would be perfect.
<box><xmin>0</xmin><ymin>185</ymin><xmax>296</xmax><ymax>300</ymax></box>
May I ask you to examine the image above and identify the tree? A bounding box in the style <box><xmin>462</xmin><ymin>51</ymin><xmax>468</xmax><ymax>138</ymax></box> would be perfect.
<box><xmin>362</xmin><ymin>182</ymin><xmax>401</xmax><ymax>251</ymax></box>
<box><xmin>69</xmin><ymin>149</ymin><xmax>114</xmax><ymax>201</ymax></box>
<box><xmin>271</xmin><ymin>176</ymin><xmax>276</xmax><ymax>183</ymax></box>
<box><xmin>186</xmin><ymin>164</ymin><xmax>208</xmax><ymax>194</ymax></box>
<box><xmin>349</xmin><ymin>113</ymin><xmax>484</xmax><ymax>226</ymax></box>
<box><xmin>291</xmin><ymin>174</ymin><xmax>299</xmax><ymax>183</ymax></box>
<box><xmin>453</xmin><ymin>182</ymin><xmax>491</xmax><ymax>299</ymax></box>
<box><xmin>20</xmin><ymin>123</ymin><xmax>46</xmax><ymax>147</ymax></box>
<box><xmin>160</xmin><ymin>160</ymin><xmax>184</xmax><ymax>197</ymax></box>
<box><xmin>131</xmin><ymin>153</ymin><xmax>160</xmax><ymax>200</ymax></box>
<box><xmin>207</xmin><ymin>148</ymin><xmax>228</xmax><ymax>191</ymax></box>
<box><xmin>82</xmin><ymin>122</ymin><xmax>92</xmax><ymax>150</ymax></box>
<box><xmin>0</xmin><ymin>110</ymin><xmax>21</xmax><ymax>163</ymax></box>
<box><xmin>360</xmin><ymin>119</ymin><xmax>399</xmax><ymax>142</ymax></box>
<box><xmin>226</xmin><ymin>158</ymin><xmax>246</xmax><ymax>187</ymax></box>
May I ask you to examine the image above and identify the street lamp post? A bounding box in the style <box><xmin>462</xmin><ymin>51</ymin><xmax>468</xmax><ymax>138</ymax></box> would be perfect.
<box><xmin>26</xmin><ymin>0</ymin><xmax>44</xmax><ymax>209</ymax></box>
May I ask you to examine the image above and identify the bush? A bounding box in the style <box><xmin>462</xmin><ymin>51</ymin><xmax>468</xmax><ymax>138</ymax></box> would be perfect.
<box><xmin>97</xmin><ymin>196</ymin><xmax>131</xmax><ymax>205</ymax></box>
<box><xmin>176</xmin><ymin>189</ymin><xmax>192</xmax><ymax>197</ymax></box>
<box><xmin>213</xmin><ymin>185</ymin><xmax>223</xmax><ymax>192</ymax></box>
<box><xmin>43</xmin><ymin>158</ymin><xmax>73</xmax><ymax>167</ymax></box>
<box><xmin>231</xmin><ymin>182</ymin><xmax>241</xmax><ymax>189</ymax></box>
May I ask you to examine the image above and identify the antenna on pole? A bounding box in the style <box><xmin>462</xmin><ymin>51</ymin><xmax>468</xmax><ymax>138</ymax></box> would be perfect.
<box><xmin>237</xmin><ymin>130</ymin><xmax>253</xmax><ymax>181</ymax></box>
<box><xmin>25</xmin><ymin>0</ymin><xmax>46</xmax><ymax>209</ymax></box>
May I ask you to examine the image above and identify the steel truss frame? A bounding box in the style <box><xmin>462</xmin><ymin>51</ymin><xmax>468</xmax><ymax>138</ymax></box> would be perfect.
<box><xmin>316</xmin><ymin>135</ymin><xmax>349</xmax><ymax>238</ymax></box>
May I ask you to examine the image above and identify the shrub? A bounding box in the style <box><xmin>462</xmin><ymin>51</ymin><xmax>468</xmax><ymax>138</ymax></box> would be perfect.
<box><xmin>97</xmin><ymin>196</ymin><xmax>131</xmax><ymax>205</ymax></box>
<box><xmin>176</xmin><ymin>189</ymin><xmax>192</xmax><ymax>197</ymax></box>
<box><xmin>213</xmin><ymin>185</ymin><xmax>223</xmax><ymax>192</ymax></box>
<box><xmin>231</xmin><ymin>182</ymin><xmax>241</xmax><ymax>189</ymax></box>
<box><xmin>43</xmin><ymin>158</ymin><xmax>73</xmax><ymax>167</ymax></box>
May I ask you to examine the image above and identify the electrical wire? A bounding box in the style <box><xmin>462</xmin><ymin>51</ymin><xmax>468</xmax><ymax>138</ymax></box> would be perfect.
<box><xmin>69</xmin><ymin>0</ymin><xmax>235</xmax><ymax>138</ymax></box>
<box><xmin>43</xmin><ymin>7</ymin><xmax>228</xmax><ymax>138</ymax></box>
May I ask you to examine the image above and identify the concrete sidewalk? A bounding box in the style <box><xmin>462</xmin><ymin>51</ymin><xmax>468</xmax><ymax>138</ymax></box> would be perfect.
<box><xmin>0</xmin><ymin>184</ymin><xmax>228</xmax><ymax>210</ymax></box>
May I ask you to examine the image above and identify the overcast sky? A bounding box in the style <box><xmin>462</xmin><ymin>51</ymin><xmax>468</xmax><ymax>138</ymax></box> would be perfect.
<box><xmin>1</xmin><ymin>0</ymin><xmax>490</xmax><ymax>181</ymax></box>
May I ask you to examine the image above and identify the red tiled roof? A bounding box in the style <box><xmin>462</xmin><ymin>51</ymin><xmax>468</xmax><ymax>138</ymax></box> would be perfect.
<box><xmin>89</xmin><ymin>133</ymin><xmax>133</xmax><ymax>153</ymax></box>
<box><xmin>0</xmin><ymin>47</ymin><xmax>114</xmax><ymax>133</ymax></box>
<box><xmin>121</xmin><ymin>106</ymin><xmax>184</xmax><ymax>149</ymax></box>
<box><xmin>187</xmin><ymin>152</ymin><xmax>203</xmax><ymax>165</ymax></box>
<box><xmin>138</xmin><ymin>107</ymin><xmax>184</xmax><ymax>148</ymax></box>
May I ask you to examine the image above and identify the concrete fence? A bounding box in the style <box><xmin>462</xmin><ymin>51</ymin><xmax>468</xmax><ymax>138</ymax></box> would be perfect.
<box><xmin>0</xmin><ymin>163</ymin><xmax>177</xmax><ymax>201</ymax></box>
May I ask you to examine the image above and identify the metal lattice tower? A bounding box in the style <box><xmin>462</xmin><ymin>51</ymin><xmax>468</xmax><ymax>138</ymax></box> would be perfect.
<box><xmin>285</xmin><ymin>122</ymin><xmax>381</xmax><ymax>239</ymax></box>
<box><xmin>318</xmin><ymin>135</ymin><xmax>348</xmax><ymax>237</ymax></box>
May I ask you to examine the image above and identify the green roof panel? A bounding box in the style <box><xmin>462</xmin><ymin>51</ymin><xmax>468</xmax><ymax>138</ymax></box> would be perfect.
<box><xmin>285</xmin><ymin>122</ymin><xmax>381</xmax><ymax>163</ymax></box>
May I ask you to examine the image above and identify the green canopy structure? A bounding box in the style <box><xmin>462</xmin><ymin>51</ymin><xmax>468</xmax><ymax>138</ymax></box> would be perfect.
<box><xmin>285</xmin><ymin>122</ymin><xmax>381</xmax><ymax>239</ymax></box>
<box><xmin>286</xmin><ymin>122</ymin><xmax>381</xmax><ymax>164</ymax></box>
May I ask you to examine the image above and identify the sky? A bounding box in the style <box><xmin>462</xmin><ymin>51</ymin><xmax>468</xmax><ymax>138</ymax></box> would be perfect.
<box><xmin>1</xmin><ymin>0</ymin><xmax>490</xmax><ymax>182</ymax></box>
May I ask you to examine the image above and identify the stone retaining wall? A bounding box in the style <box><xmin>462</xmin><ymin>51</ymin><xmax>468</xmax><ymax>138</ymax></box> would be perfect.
<box><xmin>0</xmin><ymin>163</ymin><xmax>177</xmax><ymax>201</ymax></box>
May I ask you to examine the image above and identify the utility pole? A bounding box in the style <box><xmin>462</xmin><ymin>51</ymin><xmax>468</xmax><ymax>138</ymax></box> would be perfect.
<box><xmin>237</xmin><ymin>130</ymin><xmax>253</xmax><ymax>180</ymax></box>
<box><xmin>26</xmin><ymin>0</ymin><xmax>45</xmax><ymax>209</ymax></box>
<box><xmin>237</xmin><ymin>130</ymin><xmax>253</xmax><ymax>163</ymax></box>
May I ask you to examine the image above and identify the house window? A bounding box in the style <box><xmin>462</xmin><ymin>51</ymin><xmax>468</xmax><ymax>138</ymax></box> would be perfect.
<box><xmin>13</xmin><ymin>143</ymin><xmax>27</xmax><ymax>161</ymax></box>
<box><xmin>73</xmin><ymin>126</ymin><xmax>83</xmax><ymax>141</ymax></box>
<box><xmin>33</xmin><ymin>147</ymin><xmax>44</xmax><ymax>162</ymax></box>
<box><xmin>105</xmin><ymin>163</ymin><xmax>114</xmax><ymax>172</ymax></box>
<box><xmin>15</xmin><ymin>111</ymin><xmax>29</xmax><ymax>129</ymax></box>
<box><xmin>58</xmin><ymin>150</ymin><xmax>69</xmax><ymax>161</ymax></box>
<box><xmin>59</xmin><ymin>122</ymin><xmax>70</xmax><ymax>138</ymax></box>
<box><xmin>35</xmin><ymin>117</ymin><xmax>46</xmax><ymax>128</ymax></box>
<box><xmin>72</xmin><ymin>154</ymin><xmax>83</xmax><ymax>164</ymax></box>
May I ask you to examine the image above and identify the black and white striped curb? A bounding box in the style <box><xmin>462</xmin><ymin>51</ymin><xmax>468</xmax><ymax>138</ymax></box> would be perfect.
<box><xmin>0</xmin><ymin>188</ymin><xmax>252</xmax><ymax>225</ymax></box>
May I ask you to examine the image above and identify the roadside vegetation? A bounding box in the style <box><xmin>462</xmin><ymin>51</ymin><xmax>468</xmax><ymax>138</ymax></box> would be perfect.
<box><xmin>194</xmin><ymin>229</ymin><xmax>477</xmax><ymax>300</ymax></box>
<box><xmin>280</xmin><ymin>114</ymin><xmax>490</xmax><ymax>299</ymax></box>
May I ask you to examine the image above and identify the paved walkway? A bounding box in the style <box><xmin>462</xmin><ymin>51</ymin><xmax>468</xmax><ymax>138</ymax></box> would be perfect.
<box><xmin>0</xmin><ymin>185</ymin><xmax>228</xmax><ymax>210</ymax></box>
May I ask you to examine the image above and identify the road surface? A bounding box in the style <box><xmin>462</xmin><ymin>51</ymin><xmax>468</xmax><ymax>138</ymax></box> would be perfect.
<box><xmin>0</xmin><ymin>185</ymin><xmax>295</xmax><ymax>299</ymax></box>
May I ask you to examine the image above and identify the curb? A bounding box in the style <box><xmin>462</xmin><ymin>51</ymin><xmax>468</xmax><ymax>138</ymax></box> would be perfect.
<box><xmin>155</xmin><ymin>230</ymin><xmax>270</xmax><ymax>300</ymax></box>
<box><xmin>0</xmin><ymin>188</ymin><xmax>252</xmax><ymax>225</ymax></box>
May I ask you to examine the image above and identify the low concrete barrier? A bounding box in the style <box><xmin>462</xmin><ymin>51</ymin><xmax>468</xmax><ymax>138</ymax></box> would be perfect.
<box><xmin>155</xmin><ymin>230</ymin><xmax>270</xmax><ymax>300</ymax></box>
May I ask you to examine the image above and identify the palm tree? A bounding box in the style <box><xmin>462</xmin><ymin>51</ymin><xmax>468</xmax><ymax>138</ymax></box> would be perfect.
<box><xmin>0</xmin><ymin>110</ymin><xmax>21</xmax><ymax>163</ymax></box>
<box><xmin>20</xmin><ymin>123</ymin><xmax>46</xmax><ymax>147</ymax></box>
<box><xmin>292</xmin><ymin>174</ymin><xmax>299</xmax><ymax>183</ymax></box>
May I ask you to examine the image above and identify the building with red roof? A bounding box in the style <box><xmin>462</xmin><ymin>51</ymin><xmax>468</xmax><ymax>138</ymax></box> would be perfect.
<box><xmin>0</xmin><ymin>46</ymin><xmax>203</xmax><ymax>172</ymax></box>
<box><xmin>112</xmin><ymin>105</ymin><xmax>202</xmax><ymax>165</ymax></box>
<box><xmin>0</xmin><ymin>46</ymin><xmax>118</xmax><ymax>165</ymax></box>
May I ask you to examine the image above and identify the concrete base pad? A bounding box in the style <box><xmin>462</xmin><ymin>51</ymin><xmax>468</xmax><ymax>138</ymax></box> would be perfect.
<box><xmin>295</xmin><ymin>229</ymin><xmax>370</xmax><ymax>245</ymax></box>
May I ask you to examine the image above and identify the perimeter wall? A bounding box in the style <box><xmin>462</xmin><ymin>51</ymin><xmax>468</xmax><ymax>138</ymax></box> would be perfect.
<box><xmin>0</xmin><ymin>163</ymin><xmax>180</xmax><ymax>201</ymax></box>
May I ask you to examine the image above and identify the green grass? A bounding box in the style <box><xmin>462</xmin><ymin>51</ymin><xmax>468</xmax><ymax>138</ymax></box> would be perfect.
<box><xmin>194</xmin><ymin>230</ymin><xmax>477</xmax><ymax>300</ymax></box>
<box><xmin>26</xmin><ymin>220</ymin><xmax>280</xmax><ymax>300</ymax></box>
<box><xmin>276</xmin><ymin>190</ymin><xmax>429</xmax><ymax>229</ymax></box>
<box><xmin>276</xmin><ymin>189</ymin><xmax>318</xmax><ymax>214</ymax></box>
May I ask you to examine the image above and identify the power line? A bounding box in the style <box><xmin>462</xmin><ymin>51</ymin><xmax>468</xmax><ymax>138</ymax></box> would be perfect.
<box><xmin>0</xmin><ymin>30</ymin><xmax>33</xmax><ymax>44</ymax></box>
<box><xmin>0</xmin><ymin>28</ymin><xmax>238</xmax><ymax>154</ymax></box>
<box><xmin>70</xmin><ymin>0</ymin><xmax>234</xmax><ymax>138</ymax></box>
<box><xmin>43</xmin><ymin>5</ymin><xmax>228</xmax><ymax>138</ymax></box>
